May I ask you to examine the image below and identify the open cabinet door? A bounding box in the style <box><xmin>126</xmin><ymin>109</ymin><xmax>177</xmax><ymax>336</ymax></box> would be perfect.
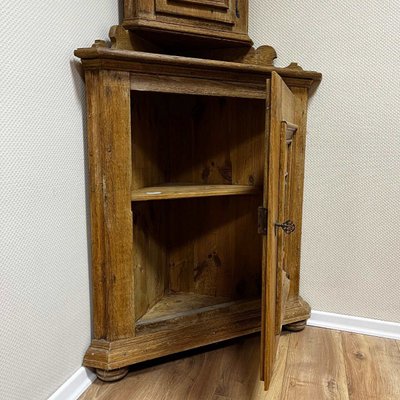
<box><xmin>261</xmin><ymin>71</ymin><xmax>297</xmax><ymax>389</ymax></box>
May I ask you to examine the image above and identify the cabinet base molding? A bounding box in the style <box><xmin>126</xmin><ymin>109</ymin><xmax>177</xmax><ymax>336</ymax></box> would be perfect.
<box><xmin>84</xmin><ymin>299</ymin><xmax>261</xmax><ymax>371</ymax></box>
<box><xmin>84</xmin><ymin>296</ymin><xmax>310</xmax><ymax>375</ymax></box>
<box><xmin>96</xmin><ymin>367</ymin><xmax>129</xmax><ymax>382</ymax></box>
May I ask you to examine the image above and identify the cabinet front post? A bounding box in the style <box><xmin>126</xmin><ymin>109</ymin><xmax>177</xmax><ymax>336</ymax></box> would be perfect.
<box><xmin>85</xmin><ymin>69</ymin><xmax>134</xmax><ymax>342</ymax></box>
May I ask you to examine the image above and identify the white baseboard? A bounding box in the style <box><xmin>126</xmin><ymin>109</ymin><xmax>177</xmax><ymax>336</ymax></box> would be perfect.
<box><xmin>48</xmin><ymin>367</ymin><xmax>96</xmax><ymax>400</ymax></box>
<box><xmin>308</xmin><ymin>310</ymin><xmax>400</xmax><ymax>340</ymax></box>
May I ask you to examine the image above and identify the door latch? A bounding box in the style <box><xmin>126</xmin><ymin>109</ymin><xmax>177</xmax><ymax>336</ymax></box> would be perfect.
<box><xmin>275</xmin><ymin>220</ymin><xmax>296</xmax><ymax>235</ymax></box>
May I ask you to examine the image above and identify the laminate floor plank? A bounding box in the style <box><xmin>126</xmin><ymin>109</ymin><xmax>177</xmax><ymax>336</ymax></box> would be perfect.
<box><xmin>280</xmin><ymin>328</ymin><xmax>349</xmax><ymax>400</ymax></box>
<box><xmin>258</xmin><ymin>333</ymin><xmax>290</xmax><ymax>400</ymax></box>
<box><xmin>341</xmin><ymin>332</ymin><xmax>400</xmax><ymax>400</ymax></box>
<box><xmin>79</xmin><ymin>327</ymin><xmax>400</xmax><ymax>400</ymax></box>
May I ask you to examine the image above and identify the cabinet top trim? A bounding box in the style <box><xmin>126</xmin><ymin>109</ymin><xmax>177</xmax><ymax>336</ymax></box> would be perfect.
<box><xmin>74</xmin><ymin>46</ymin><xmax>322</xmax><ymax>89</ymax></box>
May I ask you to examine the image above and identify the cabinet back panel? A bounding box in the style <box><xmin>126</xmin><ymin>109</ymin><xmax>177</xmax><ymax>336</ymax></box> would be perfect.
<box><xmin>131</xmin><ymin>93</ymin><xmax>168</xmax><ymax>190</ymax></box>
<box><xmin>167</xmin><ymin>196</ymin><xmax>262</xmax><ymax>299</ymax></box>
<box><xmin>133</xmin><ymin>195</ymin><xmax>262</xmax><ymax>321</ymax></box>
<box><xmin>131</xmin><ymin>92</ymin><xmax>265</xmax><ymax>189</ymax></box>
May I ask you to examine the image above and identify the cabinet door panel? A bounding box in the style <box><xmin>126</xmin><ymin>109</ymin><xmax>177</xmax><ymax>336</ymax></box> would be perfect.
<box><xmin>177</xmin><ymin>0</ymin><xmax>229</xmax><ymax>9</ymax></box>
<box><xmin>261</xmin><ymin>72</ymin><xmax>296</xmax><ymax>390</ymax></box>
<box><xmin>155</xmin><ymin>0</ymin><xmax>235</xmax><ymax>25</ymax></box>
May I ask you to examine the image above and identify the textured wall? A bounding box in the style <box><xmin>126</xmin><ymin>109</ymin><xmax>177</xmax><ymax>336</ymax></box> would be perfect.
<box><xmin>250</xmin><ymin>0</ymin><xmax>400</xmax><ymax>322</ymax></box>
<box><xmin>0</xmin><ymin>1</ymin><xmax>117</xmax><ymax>399</ymax></box>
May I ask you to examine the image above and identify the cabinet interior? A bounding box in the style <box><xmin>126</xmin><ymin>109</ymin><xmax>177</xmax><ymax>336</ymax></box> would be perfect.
<box><xmin>131</xmin><ymin>91</ymin><xmax>266</xmax><ymax>334</ymax></box>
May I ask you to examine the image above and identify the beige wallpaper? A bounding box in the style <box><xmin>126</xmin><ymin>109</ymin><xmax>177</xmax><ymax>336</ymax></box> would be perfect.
<box><xmin>250</xmin><ymin>0</ymin><xmax>400</xmax><ymax>323</ymax></box>
<box><xmin>0</xmin><ymin>1</ymin><xmax>118</xmax><ymax>399</ymax></box>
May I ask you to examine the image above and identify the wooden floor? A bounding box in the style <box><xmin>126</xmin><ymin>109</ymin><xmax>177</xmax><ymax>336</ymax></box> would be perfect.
<box><xmin>79</xmin><ymin>327</ymin><xmax>400</xmax><ymax>400</ymax></box>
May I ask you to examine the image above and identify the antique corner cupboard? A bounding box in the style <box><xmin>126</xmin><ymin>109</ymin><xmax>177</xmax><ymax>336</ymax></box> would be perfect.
<box><xmin>75</xmin><ymin>1</ymin><xmax>321</xmax><ymax>390</ymax></box>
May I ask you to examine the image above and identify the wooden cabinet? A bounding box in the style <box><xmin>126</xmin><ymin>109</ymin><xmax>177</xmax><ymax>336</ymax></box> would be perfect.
<box><xmin>75</xmin><ymin>25</ymin><xmax>321</xmax><ymax>390</ymax></box>
<box><xmin>123</xmin><ymin>0</ymin><xmax>251</xmax><ymax>47</ymax></box>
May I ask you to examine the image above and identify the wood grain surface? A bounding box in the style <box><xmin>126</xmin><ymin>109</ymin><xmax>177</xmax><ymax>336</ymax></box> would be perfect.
<box><xmin>123</xmin><ymin>0</ymin><xmax>251</xmax><ymax>47</ymax></box>
<box><xmin>77</xmin><ymin>34</ymin><xmax>321</xmax><ymax>382</ymax></box>
<box><xmin>262</xmin><ymin>71</ymin><xmax>296</xmax><ymax>388</ymax></box>
<box><xmin>131</xmin><ymin>184</ymin><xmax>261</xmax><ymax>201</ymax></box>
<box><xmin>79</xmin><ymin>327</ymin><xmax>400</xmax><ymax>400</ymax></box>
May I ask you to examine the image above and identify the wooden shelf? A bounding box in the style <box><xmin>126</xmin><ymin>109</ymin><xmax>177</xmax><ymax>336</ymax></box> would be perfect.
<box><xmin>137</xmin><ymin>293</ymin><xmax>231</xmax><ymax>326</ymax></box>
<box><xmin>136</xmin><ymin>292</ymin><xmax>260</xmax><ymax>335</ymax></box>
<box><xmin>131</xmin><ymin>184</ymin><xmax>262</xmax><ymax>201</ymax></box>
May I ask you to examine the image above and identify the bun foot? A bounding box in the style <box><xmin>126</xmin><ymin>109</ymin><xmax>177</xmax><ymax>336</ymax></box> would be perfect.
<box><xmin>96</xmin><ymin>367</ymin><xmax>129</xmax><ymax>382</ymax></box>
<box><xmin>284</xmin><ymin>319</ymin><xmax>307</xmax><ymax>332</ymax></box>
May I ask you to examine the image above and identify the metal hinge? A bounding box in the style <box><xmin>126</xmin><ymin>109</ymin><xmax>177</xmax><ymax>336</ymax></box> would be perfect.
<box><xmin>258</xmin><ymin>207</ymin><xmax>267</xmax><ymax>235</ymax></box>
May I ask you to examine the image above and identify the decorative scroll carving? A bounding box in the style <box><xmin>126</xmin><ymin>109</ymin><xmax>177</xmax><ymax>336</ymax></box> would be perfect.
<box><xmin>241</xmin><ymin>45</ymin><xmax>277</xmax><ymax>66</ymax></box>
<box><xmin>91</xmin><ymin>39</ymin><xmax>109</xmax><ymax>48</ymax></box>
<box><xmin>285</xmin><ymin>62</ymin><xmax>304</xmax><ymax>71</ymax></box>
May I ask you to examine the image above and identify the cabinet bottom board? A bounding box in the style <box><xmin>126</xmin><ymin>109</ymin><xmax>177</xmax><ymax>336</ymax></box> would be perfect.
<box><xmin>84</xmin><ymin>299</ymin><xmax>261</xmax><ymax>370</ymax></box>
<box><xmin>136</xmin><ymin>292</ymin><xmax>253</xmax><ymax>333</ymax></box>
<box><xmin>83</xmin><ymin>296</ymin><xmax>310</xmax><ymax>371</ymax></box>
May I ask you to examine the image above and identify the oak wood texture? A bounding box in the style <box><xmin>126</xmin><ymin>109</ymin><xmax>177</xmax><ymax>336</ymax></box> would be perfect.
<box><xmin>76</xmin><ymin>32</ymin><xmax>320</xmax><ymax>388</ymax></box>
<box><xmin>262</xmin><ymin>72</ymin><xmax>296</xmax><ymax>389</ymax></box>
<box><xmin>131</xmin><ymin>72</ymin><xmax>267</xmax><ymax>99</ymax></box>
<box><xmin>123</xmin><ymin>0</ymin><xmax>252</xmax><ymax>47</ymax></box>
<box><xmin>131</xmin><ymin>184</ymin><xmax>261</xmax><ymax>201</ymax></box>
<box><xmin>342</xmin><ymin>331</ymin><xmax>400</xmax><ymax>399</ymax></box>
<box><xmin>135</xmin><ymin>296</ymin><xmax>260</xmax><ymax>335</ymax></box>
<box><xmin>83</xmin><ymin>299</ymin><xmax>261</xmax><ymax>370</ymax></box>
<box><xmin>275</xmin><ymin>121</ymin><xmax>297</xmax><ymax>334</ymax></box>
<box><xmin>80</xmin><ymin>327</ymin><xmax>400</xmax><ymax>400</ymax></box>
<box><xmin>285</xmin><ymin>87</ymin><xmax>309</xmax><ymax>298</ymax></box>
<box><xmin>95</xmin><ymin>367</ymin><xmax>129</xmax><ymax>382</ymax></box>
<box><xmin>282</xmin><ymin>295</ymin><xmax>311</xmax><ymax>326</ymax></box>
<box><xmin>74</xmin><ymin>43</ymin><xmax>322</xmax><ymax>92</ymax></box>
<box><xmin>130</xmin><ymin>92</ymin><xmax>265</xmax><ymax>189</ymax></box>
<box><xmin>131</xmin><ymin>195</ymin><xmax>263</xmax><ymax>323</ymax></box>
<box><xmin>84</xmin><ymin>70</ymin><xmax>135</xmax><ymax>342</ymax></box>
<box><xmin>284</xmin><ymin>319</ymin><xmax>307</xmax><ymax>332</ymax></box>
<box><xmin>109</xmin><ymin>25</ymin><xmax>276</xmax><ymax>65</ymax></box>
<box><xmin>136</xmin><ymin>292</ymin><xmax>231</xmax><ymax>325</ymax></box>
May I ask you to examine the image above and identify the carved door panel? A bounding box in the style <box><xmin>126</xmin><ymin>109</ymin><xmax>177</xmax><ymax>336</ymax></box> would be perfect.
<box><xmin>155</xmin><ymin>0</ymin><xmax>236</xmax><ymax>25</ymax></box>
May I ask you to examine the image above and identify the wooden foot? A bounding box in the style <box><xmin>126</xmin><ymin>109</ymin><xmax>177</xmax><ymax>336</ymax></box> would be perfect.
<box><xmin>284</xmin><ymin>319</ymin><xmax>307</xmax><ymax>332</ymax></box>
<box><xmin>282</xmin><ymin>296</ymin><xmax>311</xmax><ymax>326</ymax></box>
<box><xmin>96</xmin><ymin>367</ymin><xmax>129</xmax><ymax>382</ymax></box>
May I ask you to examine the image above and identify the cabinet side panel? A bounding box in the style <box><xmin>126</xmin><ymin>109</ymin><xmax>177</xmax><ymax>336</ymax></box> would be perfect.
<box><xmin>131</xmin><ymin>92</ymin><xmax>168</xmax><ymax>320</ymax></box>
<box><xmin>286</xmin><ymin>87</ymin><xmax>308</xmax><ymax>298</ymax></box>
<box><xmin>85</xmin><ymin>71</ymin><xmax>107</xmax><ymax>339</ymax></box>
<box><xmin>132</xmin><ymin>201</ymin><xmax>168</xmax><ymax>321</ymax></box>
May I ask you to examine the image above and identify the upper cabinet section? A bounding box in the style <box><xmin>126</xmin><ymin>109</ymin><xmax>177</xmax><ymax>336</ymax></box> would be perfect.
<box><xmin>155</xmin><ymin>0</ymin><xmax>234</xmax><ymax>24</ymax></box>
<box><xmin>123</xmin><ymin>0</ymin><xmax>252</xmax><ymax>47</ymax></box>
